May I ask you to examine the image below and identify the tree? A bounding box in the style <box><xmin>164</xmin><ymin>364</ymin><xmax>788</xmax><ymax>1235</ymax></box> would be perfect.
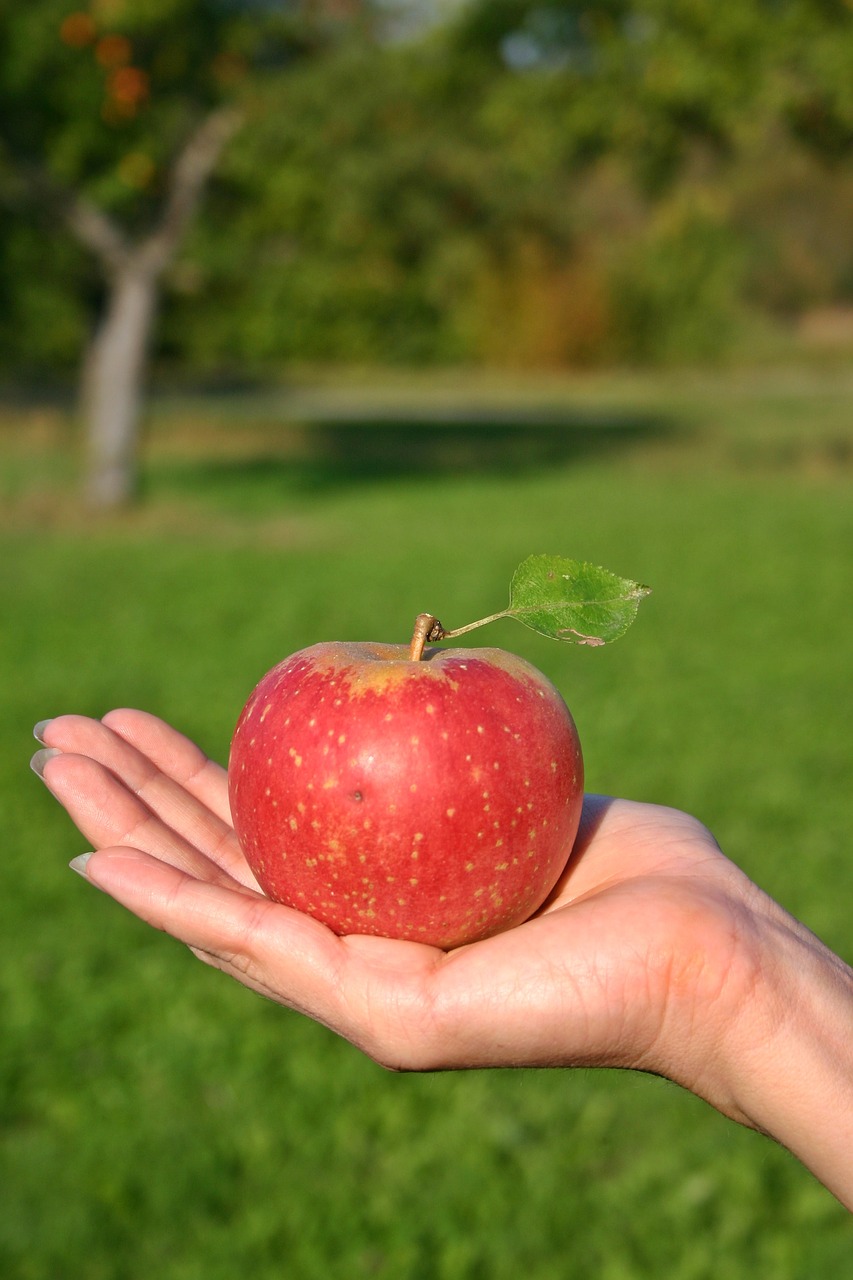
<box><xmin>69</xmin><ymin>103</ymin><xmax>240</xmax><ymax>509</ymax></box>
<box><xmin>0</xmin><ymin>0</ymin><xmax>375</xmax><ymax>507</ymax></box>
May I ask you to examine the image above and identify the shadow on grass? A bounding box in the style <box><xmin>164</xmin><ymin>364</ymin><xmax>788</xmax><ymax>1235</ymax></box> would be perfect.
<box><xmin>153</xmin><ymin>408</ymin><xmax>674</xmax><ymax>506</ymax></box>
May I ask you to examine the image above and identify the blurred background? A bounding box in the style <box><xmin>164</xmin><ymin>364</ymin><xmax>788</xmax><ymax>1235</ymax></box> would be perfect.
<box><xmin>2</xmin><ymin>1</ymin><xmax>852</xmax><ymax>1275</ymax></box>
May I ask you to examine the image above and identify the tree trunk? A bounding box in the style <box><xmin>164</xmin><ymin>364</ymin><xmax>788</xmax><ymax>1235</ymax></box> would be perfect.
<box><xmin>58</xmin><ymin>106</ymin><xmax>242</xmax><ymax>509</ymax></box>
<box><xmin>82</xmin><ymin>263</ymin><xmax>158</xmax><ymax>508</ymax></box>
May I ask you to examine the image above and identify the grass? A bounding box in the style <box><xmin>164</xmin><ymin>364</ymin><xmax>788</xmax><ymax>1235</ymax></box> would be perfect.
<box><xmin>2</xmin><ymin>366</ymin><xmax>852</xmax><ymax>1277</ymax></box>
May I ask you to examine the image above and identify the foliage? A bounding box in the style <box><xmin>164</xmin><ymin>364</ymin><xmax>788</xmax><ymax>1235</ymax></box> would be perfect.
<box><xmin>161</xmin><ymin>0</ymin><xmax>853</xmax><ymax>369</ymax></box>
<box><xmin>4</xmin><ymin>0</ymin><xmax>853</xmax><ymax>372</ymax></box>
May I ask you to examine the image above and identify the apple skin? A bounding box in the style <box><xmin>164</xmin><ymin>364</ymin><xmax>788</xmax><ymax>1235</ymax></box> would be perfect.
<box><xmin>228</xmin><ymin>641</ymin><xmax>584</xmax><ymax>950</ymax></box>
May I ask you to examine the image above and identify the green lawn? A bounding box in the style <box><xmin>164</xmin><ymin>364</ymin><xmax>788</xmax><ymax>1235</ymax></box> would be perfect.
<box><xmin>2</xmin><ymin>367</ymin><xmax>852</xmax><ymax>1277</ymax></box>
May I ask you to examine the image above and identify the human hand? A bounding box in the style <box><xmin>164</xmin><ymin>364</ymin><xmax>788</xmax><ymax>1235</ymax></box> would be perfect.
<box><xmin>33</xmin><ymin>710</ymin><xmax>853</xmax><ymax>1208</ymax></box>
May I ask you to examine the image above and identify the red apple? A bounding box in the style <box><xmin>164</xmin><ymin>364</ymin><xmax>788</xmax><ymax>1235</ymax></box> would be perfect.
<box><xmin>228</xmin><ymin>640</ymin><xmax>583</xmax><ymax>949</ymax></box>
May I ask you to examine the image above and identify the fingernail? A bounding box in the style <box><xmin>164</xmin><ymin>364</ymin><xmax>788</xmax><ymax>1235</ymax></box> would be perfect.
<box><xmin>33</xmin><ymin>720</ymin><xmax>54</xmax><ymax>744</ymax></box>
<box><xmin>30</xmin><ymin>747</ymin><xmax>61</xmax><ymax>779</ymax></box>
<box><xmin>70</xmin><ymin>853</ymin><xmax>93</xmax><ymax>878</ymax></box>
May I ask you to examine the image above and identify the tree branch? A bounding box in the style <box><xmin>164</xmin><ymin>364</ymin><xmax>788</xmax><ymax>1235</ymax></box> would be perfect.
<box><xmin>7</xmin><ymin>160</ymin><xmax>130</xmax><ymax>274</ymax></box>
<box><xmin>65</xmin><ymin>195</ymin><xmax>130</xmax><ymax>274</ymax></box>
<box><xmin>7</xmin><ymin>104</ymin><xmax>240</xmax><ymax>281</ymax></box>
<box><xmin>143</xmin><ymin>105</ymin><xmax>243</xmax><ymax>275</ymax></box>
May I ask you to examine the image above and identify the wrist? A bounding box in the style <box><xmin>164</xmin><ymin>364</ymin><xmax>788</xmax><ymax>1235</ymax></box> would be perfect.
<box><xmin>713</xmin><ymin>901</ymin><xmax>853</xmax><ymax>1209</ymax></box>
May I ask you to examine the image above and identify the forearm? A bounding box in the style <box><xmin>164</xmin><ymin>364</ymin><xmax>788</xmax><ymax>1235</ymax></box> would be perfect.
<box><xmin>720</xmin><ymin>911</ymin><xmax>853</xmax><ymax>1210</ymax></box>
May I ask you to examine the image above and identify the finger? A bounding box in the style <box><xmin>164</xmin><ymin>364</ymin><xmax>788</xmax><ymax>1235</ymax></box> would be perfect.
<box><xmin>40</xmin><ymin>751</ymin><xmax>241</xmax><ymax>887</ymax></box>
<box><xmin>38</xmin><ymin>713</ymin><xmax>255</xmax><ymax>888</ymax></box>
<box><xmin>100</xmin><ymin>709</ymin><xmax>233</xmax><ymax>825</ymax></box>
<box><xmin>77</xmin><ymin>845</ymin><xmax>457</xmax><ymax>1068</ymax></box>
<box><xmin>78</xmin><ymin>846</ymin><xmax>363</xmax><ymax>1029</ymax></box>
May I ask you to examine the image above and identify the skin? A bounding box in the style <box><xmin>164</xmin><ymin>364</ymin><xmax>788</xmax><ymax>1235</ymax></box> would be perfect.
<box><xmin>32</xmin><ymin>709</ymin><xmax>853</xmax><ymax>1211</ymax></box>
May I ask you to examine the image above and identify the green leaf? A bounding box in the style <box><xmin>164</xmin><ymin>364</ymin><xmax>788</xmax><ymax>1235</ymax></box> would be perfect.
<box><xmin>507</xmin><ymin>555</ymin><xmax>651</xmax><ymax>645</ymax></box>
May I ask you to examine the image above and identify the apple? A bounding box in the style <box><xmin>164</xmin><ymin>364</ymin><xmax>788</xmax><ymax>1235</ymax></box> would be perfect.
<box><xmin>228</xmin><ymin>636</ymin><xmax>584</xmax><ymax>949</ymax></box>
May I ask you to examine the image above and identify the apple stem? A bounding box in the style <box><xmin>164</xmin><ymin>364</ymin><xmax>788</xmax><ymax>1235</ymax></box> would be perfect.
<box><xmin>409</xmin><ymin>614</ymin><xmax>445</xmax><ymax>661</ymax></box>
<box><xmin>408</xmin><ymin>609</ymin><xmax>512</xmax><ymax>660</ymax></box>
